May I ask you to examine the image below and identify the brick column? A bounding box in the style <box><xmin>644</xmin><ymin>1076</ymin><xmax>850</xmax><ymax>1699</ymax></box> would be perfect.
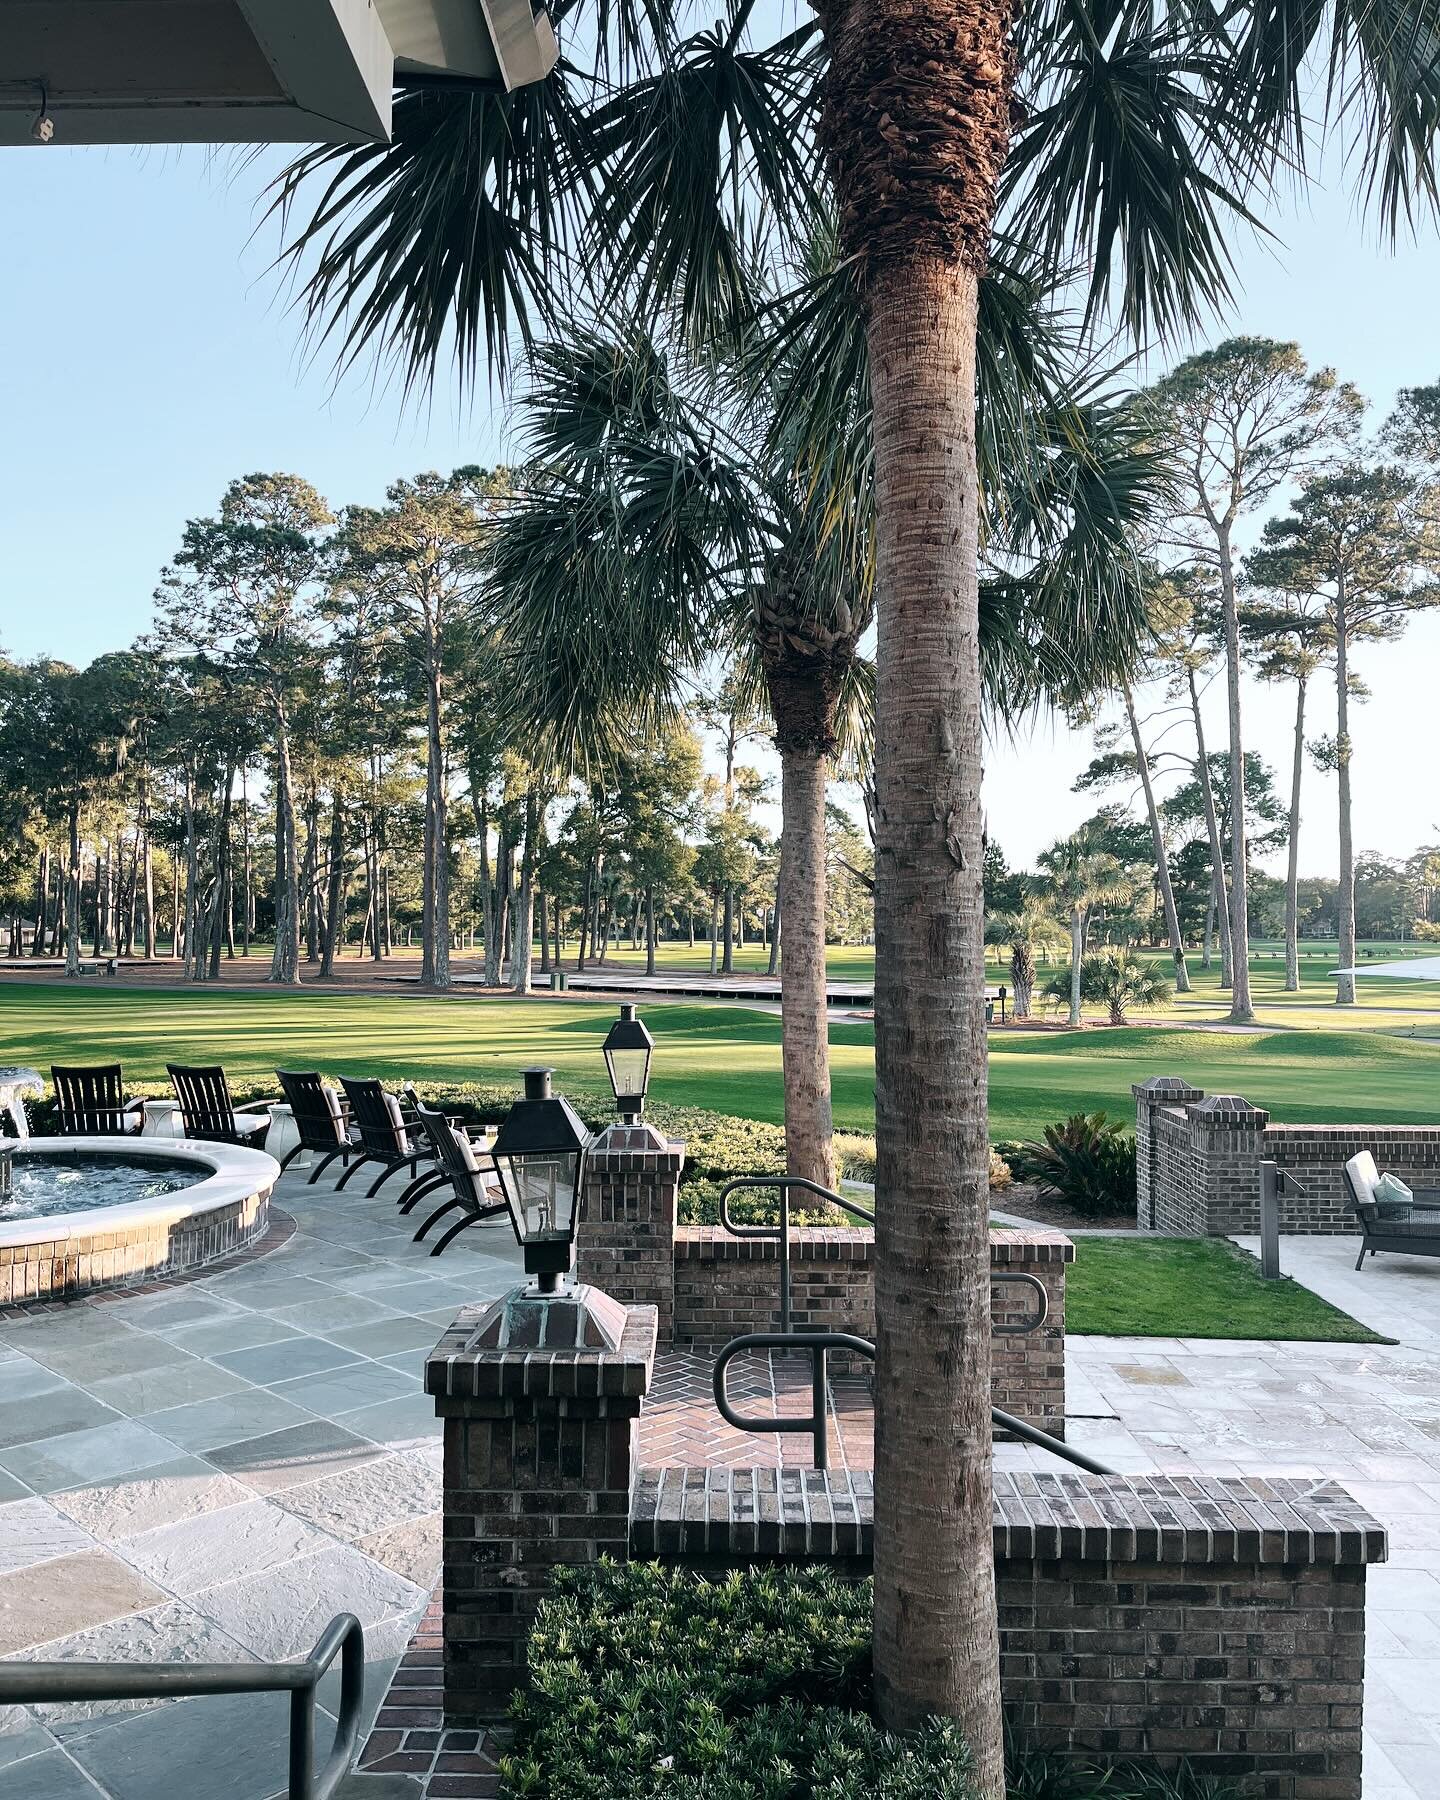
<box><xmin>576</xmin><ymin>1121</ymin><xmax>684</xmax><ymax>1340</ymax></box>
<box><xmin>1132</xmin><ymin>1076</ymin><xmax>1204</xmax><ymax>1230</ymax></box>
<box><xmin>1185</xmin><ymin>1092</ymin><xmax>1271</xmax><ymax>1235</ymax></box>
<box><xmin>426</xmin><ymin>1288</ymin><xmax>658</xmax><ymax>1720</ymax></box>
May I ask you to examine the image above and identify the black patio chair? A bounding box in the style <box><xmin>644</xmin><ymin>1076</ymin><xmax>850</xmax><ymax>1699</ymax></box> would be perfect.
<box><xmin>51</xmin><ymin>1064</ymin><xmax>146</xmax><ymax>1136</ymax></box>
<box><xmin>1344</xmin><ymin>1151</ymin><xmax>1440</xmax><ymax>1271</ymax></box>
<box><xmin>335</xmin><ymin>1077</ymin><xmax>435</xmax><ymax>1201</ymax></box>
<box><xmin>275</xmin><ymin>1070</ymin><xmax>357</xmax><ymax>1181</ymax></box>
<box><xmin>167</xmin><ymin>1064</ymin><xmax>271</xmax><ymax>1148</ymax></box>
<box><xmin>406</xmin><ymin>1094</ymin><xmax>509</xmax><ymax>1255</ymax></box>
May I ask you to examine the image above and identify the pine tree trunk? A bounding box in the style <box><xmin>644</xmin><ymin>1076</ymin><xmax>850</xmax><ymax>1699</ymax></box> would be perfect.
<box><xmin>421</xmin><ymin>660</ymin><xmax>451</xmax><ymax>988</ymax></box>
<box><xmin>1335</xmin><ymin>601</ymin><xmax>1356</xmax><ymax>1006</ymax></box>
<box><xmin>1218</xmin><ymin>531</ymin><xmax>1254</xmax><ymax>1020</ymax></box>
<box><xmin>1124</xmin><ymin>681</ymin><xmax>1189</xmax><ymax>991</ymax></box>
<box><xmin>645</xmin><ymin>884</ymin><xmax>658</xmax><ymax>978</ymax></box>
<box><xmin>767</xmin><ymin>884</ymin><xmax>782</xmax><ymax>978</ymax></box>
<box><xmin>269</xmin><ymin>695</ymin><xmax>303</xmax><ymax>986</ymax></box>
<box><xmin>64</xmin><ymin>802</ymin><xmax>82</xmax><ymax>977</ymax></box>
<box><xmin>777</xmin><ymin>745</ymin><xmax>836</xmax><ymax>1188</ymax></box>
<box><xmin>709</xmin><ymin>894</ymin><xmax>719</xmax><ymax>974</ymax></box>
<box><xmin>1187</xmin><ymin>670</ymin><xmax>1231</xmax><ymax>985</ymax></box>
<box><xmin>320</xmin><ymin>795</ymin><xmax>346</xmax><ymax>978</ymax></box>
<box><xmin>721</xmin><ymin>886</ymin><xmax>734</xmax><ymax>973</ymax></box>
<box><xmin>1285</xmin><ymin>677</ymin><xmax>1307</xmax><ymax>993</ymax></box>
<box><xmin>513</xmin><ymin>789</ymin><xmax>538</xmax><ymax>995</ymax></box>
<box><xmin>33</xmin><ymin>846</ymin><xmax>47</xmax><ymax>959</ymax></box>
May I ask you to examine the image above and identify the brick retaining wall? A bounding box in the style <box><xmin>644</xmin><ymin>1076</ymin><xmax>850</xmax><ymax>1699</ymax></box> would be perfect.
<box><xmin>1135</xmin><ymin>1077</ymin><xmax>1440</xmax><ymax>1236</ymax></box>
<box><xmin>631</xmin><ymin>1466</ymin><xmax>1383</xmax><ymax>1800</ymax></box>
<box><xmin>674</xmin><ymin>1224</ymin><xmax>1073</xmax><ymax>1436</ymax></box>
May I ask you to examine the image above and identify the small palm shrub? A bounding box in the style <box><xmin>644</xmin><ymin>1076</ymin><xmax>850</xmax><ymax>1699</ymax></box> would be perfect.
<box><xmin>1003</xmin><ymin>1111</ymin><xmax>1137</xmax><ymax>1218</ymax></box>
<box><xmin>1042</xmin><ymin>949</ymin><xmax>1173</xmax><ymax>1025</ymax></box>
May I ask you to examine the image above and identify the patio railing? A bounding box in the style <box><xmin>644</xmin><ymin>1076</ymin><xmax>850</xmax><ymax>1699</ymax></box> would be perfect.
<box><xmin>0</xmin><ymin>1614</ymin><xmax>365</xmax><ymax>1800</ymax></box>
<box><xmin>712</xmin><ymin>1176</ymin><xmax>1115</xmax><ymax>1478</ymax></box>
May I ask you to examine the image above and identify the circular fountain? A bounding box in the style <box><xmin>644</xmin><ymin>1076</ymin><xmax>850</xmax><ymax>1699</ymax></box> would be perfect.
<box><xmin>0</xmin><ymin>1070</ymin><xmax>280</xmax><ymax>1305</ymax></box>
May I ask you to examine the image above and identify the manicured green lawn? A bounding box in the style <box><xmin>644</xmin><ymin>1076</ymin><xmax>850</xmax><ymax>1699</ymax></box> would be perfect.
<box><xmin>1067</xmin><ymin>1236</ymin><xmax>1385</xmax><ymax>1341</ymax></box>
<box><xmin>5</xmin><ymin>982</ymin><xmax>1440</xmax><ymax>1143</ymax></box>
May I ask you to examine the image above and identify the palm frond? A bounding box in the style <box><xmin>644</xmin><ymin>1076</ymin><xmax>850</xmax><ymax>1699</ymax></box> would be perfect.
<box><xmin>265</xmin><ymin>79</ymin><xmax>596</xmax><ymax>393</ymax></box>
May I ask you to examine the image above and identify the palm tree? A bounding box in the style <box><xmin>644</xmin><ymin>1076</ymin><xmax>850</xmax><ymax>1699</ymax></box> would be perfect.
<box><xmin>984</xmin><ymin>896</ymin><xmax>1065</xmax><ymax>1019</ymax></box>
<box><xmin>1045</xmin><ymin>946</ymin><xmax>1172</xmax><ymax>1025</ymax></box>
<box><xmin>268</xmin><ymin>6</ymin><xmax>1440</xmax><ymax>1777</ymax></box>
<box><xmin>1037</xmin><ymin>836</ymin><xmax>1132</xmax><ymax>1028</ymax></box>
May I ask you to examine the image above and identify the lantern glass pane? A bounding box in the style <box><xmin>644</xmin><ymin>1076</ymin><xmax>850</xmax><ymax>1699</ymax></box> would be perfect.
<box><xmin>605</xmin><ymin>1047</ymin><xmax>650</xmax><ymax>1099</ymax></box>
<box><xmin>500</xmin><ymin>1149</ymin><xmax>580</xmax><ymax>1242</ymax></box>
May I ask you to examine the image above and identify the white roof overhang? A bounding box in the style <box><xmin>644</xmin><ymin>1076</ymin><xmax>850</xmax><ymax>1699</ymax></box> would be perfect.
<box><xmin>0</xmin><ymin>0</ymin><xmax>558</xmax><ymax>147</ymax></box>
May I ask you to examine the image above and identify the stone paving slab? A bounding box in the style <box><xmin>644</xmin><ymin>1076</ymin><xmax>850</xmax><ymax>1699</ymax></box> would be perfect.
<box><xmin>3</xmin><ymin>1162</ymin><xmax>1440</xmax><ymax>1796</ymax></box>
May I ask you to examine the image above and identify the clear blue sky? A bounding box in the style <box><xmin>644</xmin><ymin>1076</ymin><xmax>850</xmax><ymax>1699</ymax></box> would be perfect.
<box><xmin>1</xmin><ymin>141</ymin><xmax>1437</xmax><ymax>875</ymax></box>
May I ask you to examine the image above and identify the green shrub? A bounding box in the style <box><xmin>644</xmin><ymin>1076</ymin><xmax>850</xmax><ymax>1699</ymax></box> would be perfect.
<box><xmin>502</xmin><ymin>1561</ymin><xmax>976</xmax><ymax>1799</ymax></box>
<box><xmin>1002</xmin><ymin>1112</ymin><xmax>1137</xmax><ymax>1218</ymax></box>
<box><xmin>504</xmin><ymin>1562</ymin><xmax>1243</xmax><ymax>1800</ymax></box>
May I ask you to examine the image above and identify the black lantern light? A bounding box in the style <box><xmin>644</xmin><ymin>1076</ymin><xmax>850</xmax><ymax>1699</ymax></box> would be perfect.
<box><xmin>602</xmin><ymin>1003</ymin><xmax>654</xmax><ymax>1121</ymax></box>
<box><xmin>489</xmin><ymin>1067</ymin><xmax>592</xmax><ymax>1291</ymax></box>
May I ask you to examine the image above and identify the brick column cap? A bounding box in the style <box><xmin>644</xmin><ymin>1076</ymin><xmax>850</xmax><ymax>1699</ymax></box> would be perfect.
<box><xmin>587</xmin><ymin>1120</ymin><xmax>685</xmax><ymax>1173</ymax></box>
<box><xmin>426</xmin><ymin>1297</ymin><xmax>658</xmax><ymax>1401</ymax></box>
<box><xmin>1132</xmin><ymin>1076</ymin><xmax>1205</xmax><ymax>1103</ymax></box>
<box><xmin>1185</xmin><ymin>1093</ymin><xmax>1270</xmax><ymax>1126</ymax></box>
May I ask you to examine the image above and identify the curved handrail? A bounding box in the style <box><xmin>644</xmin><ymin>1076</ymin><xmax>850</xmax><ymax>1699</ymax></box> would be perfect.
<box><xmin>0</xmin><ymin>1614</ymin><xmax>365</xmax><ymax>1800</ymax></box>
<box><xmin>716</xmin><ymin>1177</ymin><xmax>1047</xmax><ymax>1338</ymax></box>
<box><xmin>713</xmin><ymin>1332</ymin><xmax>1115</xmax><ymax>1478</ymax></box>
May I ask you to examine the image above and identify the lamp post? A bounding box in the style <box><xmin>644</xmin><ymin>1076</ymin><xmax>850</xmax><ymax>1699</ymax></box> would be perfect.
<box><xmin>601</xmin><ymin>1003</ymin><xmax>654</xmax><ymax>1122</ymax></box>
<box><xmin>488</xmin><ymin>1067</ymin><xmax>592</xmax><ymax>1294</ymax></box>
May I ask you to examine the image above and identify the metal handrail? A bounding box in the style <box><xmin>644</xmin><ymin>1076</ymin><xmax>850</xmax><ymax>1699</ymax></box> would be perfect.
<box><xmin>0</xmin><ymin>1614</ymin><xmax>365</xmax><ymax>1800</ymax></box>
<box><xmin>716</xmin><ymin>1177</ymin><xmax>1047</xmax><ymax>1337</ymax></box>
<box><xmin>713</xmin><ymin>1332</ymin><xmax>1116</xmax><ymax>1478</ymax></box>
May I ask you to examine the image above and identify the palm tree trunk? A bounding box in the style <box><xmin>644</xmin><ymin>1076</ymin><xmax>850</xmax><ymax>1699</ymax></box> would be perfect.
<box><xmin>1335</xmin><ymin>600</ymin><xmax>1356</xmax><ymax>1006</ymax></box>
<box><xmin>1218</xmin><ymin>531</ymin><xmax>1254</xmax><ymax>1020</ymax></box>
<box><xmin>778</xmin><ymin>743</ymin><xmax>836</xmax><ymax>1189</ymax></box>
<box><xmin>1068</xmin><ymin>910</ymin><xmax>1084</xmax><ymax>1026</ymax></box>
<box><xmin>1123</xmin><ymin>681</ymin><xmax>1189</xmax><ymax>991</ymax></box>
<box><xmin>862</xmin><ymin>259</ymin><xmax>1001</xmax><ymax>1784</ymax></box>
<box><xmin>1010</xmin><ymin>939</ymin><xmax>1034</xmax><ymax>1018</ymax></box>
<box><xmin>1285</xmin><ymin>676</ymin><xmax>1307</xmax><ymax>993</ymax></box>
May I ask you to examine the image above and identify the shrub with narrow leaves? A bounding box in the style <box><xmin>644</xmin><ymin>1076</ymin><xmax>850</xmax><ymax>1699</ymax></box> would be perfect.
<box><xmin>1003</xmin><ymin>1111</ymin><xmax>1137</xmax><ymax>1218</ymax></box>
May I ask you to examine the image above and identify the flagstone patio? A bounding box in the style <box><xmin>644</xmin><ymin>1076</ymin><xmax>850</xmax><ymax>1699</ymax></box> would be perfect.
<box><xmin>1</xmin><ymin>1162</ymin><xmax>1438</xmax><ymax>1797</ymax></box>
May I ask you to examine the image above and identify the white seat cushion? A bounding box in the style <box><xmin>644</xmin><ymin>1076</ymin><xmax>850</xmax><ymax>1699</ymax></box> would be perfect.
<box><xmin>449</xmin><ymin>1124</ymin><xmax>481</xmax><ymax>1173</ymax></box>
<box><xmin>382</xmin><ymin>1092</ymin><xmax>407</xmax><ymax>1145</ymax></box>
<box><xmin>1346</xmin><ymin>1151</ymin><xmax>1380</xmax><ymax>1208</ymax></box>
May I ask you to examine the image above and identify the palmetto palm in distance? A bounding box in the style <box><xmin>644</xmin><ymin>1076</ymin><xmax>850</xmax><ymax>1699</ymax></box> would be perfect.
<box><xmin>268</xmin><ymin>0</ymin><xmax>1440</xmax><ymax>1777</ymax></box>
<box><xmin>1037</xmin><ymin>835</ymin><xmax>1133</xmax><ymax>1028</ymax></box>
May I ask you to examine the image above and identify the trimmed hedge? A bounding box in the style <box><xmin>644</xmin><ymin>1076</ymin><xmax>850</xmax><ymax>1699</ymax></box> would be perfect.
<box><xmin>502</xmin><ymin>1562</ymin><xmax>976</xmax><ymax>1799</ymax></box>
<box><xmin>503</xmin><ymin>1562</ymin><xmax>1242</xmax><ymax>1800</ymax></box>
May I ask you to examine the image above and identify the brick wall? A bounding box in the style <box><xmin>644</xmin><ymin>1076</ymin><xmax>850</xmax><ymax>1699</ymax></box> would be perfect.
<box><xmin>674</xmin><ymin>1224</ymin><xmax>1072</xmax><ymax>1436</ymax></box>
<box><xmin>575</xmin><ymin>1123</ymin><xmax>683</xmax><ymax>1340</ymax></box>
<box><xmin>631</xmin><ymin>1467</ymin><xmax>1383</xmax><ymax>1800</ymax></box>
<box><xmin>1136</xmin><ymin>1077</ymin><xmax>1440</xmax><ymax>1236</ymax></box>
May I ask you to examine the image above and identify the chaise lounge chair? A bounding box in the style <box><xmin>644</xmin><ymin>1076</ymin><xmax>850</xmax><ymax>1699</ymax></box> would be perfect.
<box><xmin>335</xmin><ymin>1077</ymin><xmax>435</xmax><ymax>1202</ymax></box>
<box><xmin>167</xmin><ymin>1064</ymin><xmax>272</xmax><ymax>1148</ymax></box>
<box><xmin>405</xmin><ymin>1094</ymin><xmax>509</xmax><ymax>1256</ymax></box>
<box><xmin>274</xmin><ymin>1070</ymin><xmax>357</xmax><ymax>1181</ymax></box>
<box><xmin>51</xmin><ymin>1064</ymin><xmax>147</xmax><ymax>1136</ymax></box>
<box><xmin>1343</xmin><ymin>1151</ymin><xmax>1440</xmax><ymax>1271</ymax></box>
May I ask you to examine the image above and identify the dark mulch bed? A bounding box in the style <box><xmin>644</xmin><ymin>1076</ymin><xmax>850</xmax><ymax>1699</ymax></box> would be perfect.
<box><xmin>993</xmin><ymin>1182</ymin><xmax>1137</xmax><ymax>1233</ymax></box>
